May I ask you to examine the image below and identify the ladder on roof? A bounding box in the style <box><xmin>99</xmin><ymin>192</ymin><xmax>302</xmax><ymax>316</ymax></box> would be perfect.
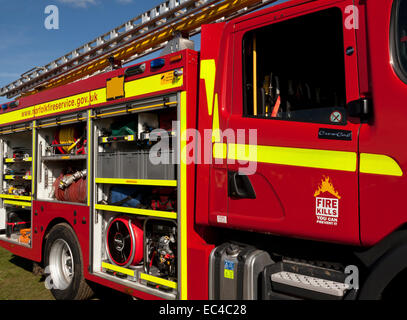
<box><xmin>0</xmin><ymin>0</ymin><xmax>276</xmax><ymax>99</ymax></box>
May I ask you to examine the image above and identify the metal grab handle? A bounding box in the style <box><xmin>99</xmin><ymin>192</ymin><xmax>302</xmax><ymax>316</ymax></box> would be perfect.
<box><xmin>228</xmin><ymin>171</ymin><xmax>256</xmax><ymax>199</ymax></box>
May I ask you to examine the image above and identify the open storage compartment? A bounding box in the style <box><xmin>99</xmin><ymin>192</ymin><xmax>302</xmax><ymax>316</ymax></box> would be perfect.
<box><xmin>0</xmin><ymin>125</ymin><xmax>33</xmax><ymax>246</ymax></box>
<box><xmin>91</xmin><ymin>95</ymin><xmax>180</xmax><ymax>299</ymax></box>
<box><xmin>36</xmin><ymin>114</ymin><xmax>88</xmax><ymax>204</ymax></box>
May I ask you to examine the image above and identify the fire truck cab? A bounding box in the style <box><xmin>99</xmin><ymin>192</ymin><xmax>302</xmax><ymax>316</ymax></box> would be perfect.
<box><xmin>0</xmin><ymin>0</ymin><xmax>407</xmax><ymax>300</ymax></box>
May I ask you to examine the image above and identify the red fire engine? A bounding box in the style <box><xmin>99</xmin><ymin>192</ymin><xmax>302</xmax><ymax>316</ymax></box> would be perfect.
<box><xmin>0</xmin><ymin>0</ymin><xmax>406</xmax><ymax>300</ymax></box>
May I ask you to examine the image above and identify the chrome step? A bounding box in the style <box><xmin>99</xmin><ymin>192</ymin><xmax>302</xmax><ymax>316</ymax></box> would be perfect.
<box><xmin>271</xmin><ymin>271</ymin><xmax>350</xmax><ymax>297</ymax></box>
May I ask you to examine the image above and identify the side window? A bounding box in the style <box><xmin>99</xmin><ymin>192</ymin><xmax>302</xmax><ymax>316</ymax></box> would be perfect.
<box><xmin>243</xmin><ymin>8</ymin><xmax>347</xmax><ymax>125</ymax></box>
<box><xmin>392</xmin><ymin>0</ymin><xmax>407</xmax><ymax>82</ymax></box>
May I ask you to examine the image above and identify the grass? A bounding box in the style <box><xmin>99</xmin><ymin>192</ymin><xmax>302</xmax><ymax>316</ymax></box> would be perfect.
<box><xmin>0</xmin><ymin>246</ymin><xmax>134</xmax><ymax>300</ymax></box>
<box><xmin>0</xmin><ymin>246</ymin><xmax>54</xmax><ymax>300</ymax></box>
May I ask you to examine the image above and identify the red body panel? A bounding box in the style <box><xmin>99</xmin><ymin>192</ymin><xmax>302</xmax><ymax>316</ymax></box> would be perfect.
<box><xmin>196</xmin><ymin>22</ymin><xmax>227</xmax><ymax>226</ymax></box>
<box><xmin>359</xmin><ymin>0</ymin><xmax>407</xmax><ymax>246</ymax></box>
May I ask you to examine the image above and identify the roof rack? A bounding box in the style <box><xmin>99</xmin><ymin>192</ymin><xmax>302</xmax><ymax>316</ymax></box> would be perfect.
<box><xmin>0</xmin><ymin>0</ymin><xmax>276</xmax><ymax>99</ymax></box>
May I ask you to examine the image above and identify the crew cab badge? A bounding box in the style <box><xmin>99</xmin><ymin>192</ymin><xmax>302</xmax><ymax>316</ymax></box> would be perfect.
<box><xmin>314</xmin><ymin>176</ymin><xmax>341</xmax><ymax>226</ymax></box>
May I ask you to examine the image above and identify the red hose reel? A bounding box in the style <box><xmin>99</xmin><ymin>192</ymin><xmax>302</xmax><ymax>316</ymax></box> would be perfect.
<box><xmin>105</xmin><ymin>216</ymin><xmax>143</xmax><ymax>267</ymax></box>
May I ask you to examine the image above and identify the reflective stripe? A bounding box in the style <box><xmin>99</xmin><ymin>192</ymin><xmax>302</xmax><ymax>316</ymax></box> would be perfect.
<box><xmin>95</xmin><ymin>204</ymin><xmax>177</xmax><ymax>219</ymax></box>
<box><xmin>125</xmin><ymin>70</ymin><xmax>183</xmax><ymax>98</ymax></box>
<box><xmin>212</xmin><ymin>94</ymin><xmax>220</xmax><ymax>142</ymax></box>
<box><xmin>360</xmin><ymin>153</ymin><xmax>403</xmax><ymax>177</ymax></box>
<box><xmin>4</xmin><ymin>200</ymin><xmax>31</xmax><ymax>207</ymax></box>
<box><xmin>214</xmin><ymin>143</ymin><xmax>357</xmax><ymax>172</ymax></box>
<box><xmin>87</xmin><ymin>111</ymin><xmax>92</xmax><ymax>207</ymax></box>
<box><xmin>0</xmin><ymin>72</ymin><xmax>181</xmax><ymax>126</ymax></box>
<box><xmin>95</xmin><ymin>178</ymin><xmax>177</xmax><ymax>187</ymax></box>
<box><xmin>102</xmin><ymin>262</ymin><xmax>135</xmax><ymax>277</ymax></box>
<box><xmin>200</xmin><ymin>60</ymin><xmax>216</xmax><ymax>116</ymax></box>
<box><xmin>213</xmin><ymin>143</ymin><xmax>404</xmax><ymax>177</ymax></box>
<box><xmin>180</xmin><ymin>91</ymin><xmax>188</xmax><ymax>300</ymax></box>
<box><xmin>0</xmin><ymin>194</ymin><xmax>31</xmax><ymax>201</ymax></box>
<box><xmin>140</xmin><ymin>273</ymin><xmax>177</xmax><ymax>289</ymax></box>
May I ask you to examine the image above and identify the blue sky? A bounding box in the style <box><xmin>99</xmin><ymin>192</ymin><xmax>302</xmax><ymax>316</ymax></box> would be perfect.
<box><xmin>0</xmin><ymin>0</ymin><xmax>287</xmax><ymax>105</ymax></box>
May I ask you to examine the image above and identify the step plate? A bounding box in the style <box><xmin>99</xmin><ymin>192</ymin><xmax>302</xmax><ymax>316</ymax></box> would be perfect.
<box><xmin>271</xmin><ymin>271</ymin><xmax>349</xmax><ymax>297</ymax></box>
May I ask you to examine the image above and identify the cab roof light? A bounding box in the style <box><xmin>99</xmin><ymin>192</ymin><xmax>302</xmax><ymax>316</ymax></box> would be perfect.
<box><xmin>125</xmin><ymin>63</ymin><xmax>146</xmax><ymax>77</ymax></box>
<box><xmin>1</xmin><ymin>104</ymin><xmax>8</xmax><ymax>110</ymax></box>
<box><xmin>169</xmin><ymin>54</ymin><xmax>183</xmax><ymax>63</ymax></box>
<box><xmin>150</xmin><ymin>58</ymin><xmax>165</xmax><ymax>69</ymax></box>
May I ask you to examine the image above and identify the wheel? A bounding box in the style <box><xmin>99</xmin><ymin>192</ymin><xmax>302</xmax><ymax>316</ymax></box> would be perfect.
<box><xmin>44</xmin><ymin>223</ymin><xmax>93</xmax><ymax>300</ymax></box>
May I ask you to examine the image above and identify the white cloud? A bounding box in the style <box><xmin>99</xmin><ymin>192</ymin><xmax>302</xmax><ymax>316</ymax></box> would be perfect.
<box><xmin>57</xmin><ymin>0</ymin><xmax>98</xmax><ymax>8</ymax></box>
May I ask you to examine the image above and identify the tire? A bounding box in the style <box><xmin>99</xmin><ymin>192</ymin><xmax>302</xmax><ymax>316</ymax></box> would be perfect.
<box><xmin>44</xmin><ymin>223</ymin><xmax>93</xmax><ymax>300</ymax></box>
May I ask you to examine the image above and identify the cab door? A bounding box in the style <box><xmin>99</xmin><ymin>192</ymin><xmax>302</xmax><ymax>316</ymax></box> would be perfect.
<box><xmin>358</xmin><ymin>0</ymin><xmax>407</xmax><ymax>245</ymax></box>
<box><xmin>220</xmin><ymin>2</ymin><xmax>363</xmax><ymax>244</ymax></box>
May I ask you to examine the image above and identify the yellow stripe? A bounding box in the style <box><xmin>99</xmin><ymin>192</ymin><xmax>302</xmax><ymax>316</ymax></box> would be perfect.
<box><xmin>360</xmin><ymin>153</ymin><xmax>403</xmax><ymax>177</ymax></box>
<box><xmin>140</xmin><ymin>273</ymin><xmax>177</xmax><ymax>289</ymax></box>
<box><xmin>0</xmin><ymin>89</ymin><xmax>106</xmax><ymax>126</ymax></box>
<box><xmin>95</xmin><ymin>204</ymin><xmax>177</xmax><ymax>219</ymax></box>
<box><xmin>213</xmin><ymin>141</ymin><xmax>227</xmax><ymax>159</ymax></box>
<box><xmin>95</xmin><ymin>178</ymin><xmax>177</xmax><ymax>187</ymax></box>
<box><xmin>4</xmin><ymin>200</ymin><xmax>31</xmax><ymax>207</ymax></box>
<box><xmin>0</xmin><ymin>71</ymin><xmax>180</xmax><ymax>127</ymax></box>
<box><xmin>125</xmin><ymin>70</ymin><xmax>183</xmax><ymax>98</ymax></box>
<box><xmin>214</xmin><ymin>143</ymin><xmax>357</xmax><ymax>172</ymax></box>
<box><xmin>0</xmin><ymin>194</ymin><xmax>31</xmax><ymax>201</ymax></box>
<box><xmin>87</xmin><ymin>111</ymin><xmax>92</xmax><ymax>207</ymax></box>
<box><xmin>102</xmin><ymin>262</ymin><xmax>135</xmax><ymax>277</ymax></box>
<box><xmin>213</xmin><ymin>143</ymin><xmax>403</xmax><ymax>177</ymax></box>
<box><xmin>200</xmin><ymin>60</ymin><xmax>216</xmax><ymax>116</ymax></box>
<box><xmin>4</xmin><ymin>175</ymin><xmax>31</xmax><ymax>180</ymax></box>
<box><xmin>180</xmin><ymin>91</ymin><xmax>188</xmax><ymax>300</ymax></box>
<box><xmin>212</xmin><ymin>94</ymin><xmax>220</xmax><ymax>143</ymax></box>
<box><xmin>5</xmin><ymin>157</ymin><xmax>32</xmax><ymax>163</ymax></box>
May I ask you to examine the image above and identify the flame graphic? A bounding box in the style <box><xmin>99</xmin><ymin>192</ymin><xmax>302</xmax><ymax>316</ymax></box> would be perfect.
<box><xmin>314</xmin><ymin>176</ymin><xmax>341</xmax><ymax>199</ymax></box>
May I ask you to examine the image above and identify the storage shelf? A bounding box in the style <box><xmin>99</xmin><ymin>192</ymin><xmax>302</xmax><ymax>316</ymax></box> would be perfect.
<box><xmin>95</xmin><ymin>178</ymin><xmax>177</xmax><ymax>187</ymax></box>
<box><xmin>101</xmin><ymin>262</ymin><xmax>136</xmax><ymax>277</ymax></box>
<box><xmin>42</xmin><ymin>154</ymin><xmax>87</xmax><ymax>161</ymax></box>
<box><xmin>0</xmin><ymin>194</ymin><xmax>31</xmax><ymax>201</ymax></box>
<box><xmin>101</xmin><ymin>262</ymin><xmax>177</xmax><ymax>289</ymax></box>
<box><xmin>4</xmin><ymin>175</ymin><xmax>32</xmax><ymax>180</ymax></box>
<box><xmin>139</xmin><ymin>273</ymin><xmax>177</xmax><ymax>289</ymax></box>
<box><xmin>95</xmin><ymin>204</ymin><xmax>177</xmax><ymax>219</ymax></box>
<box><xmin>4</xmin><ymin>157</ymin><xmax>32</xmax><ymax>163</ymax></box>
<box><xmin>3</xmin><ymin>200</ymin><xmax>31</xmax><ymax>208</ymax></box>
<box><xmin>99</xmin><ymin>135</ymin><xmax>136</xmax><ymax>144</ymax></box>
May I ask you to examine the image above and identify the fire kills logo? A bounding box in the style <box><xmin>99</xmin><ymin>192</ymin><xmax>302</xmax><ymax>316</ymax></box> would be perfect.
<box><xmin>314</xmin><ymin>176</ymin><xmax>341</xmax><ymax>226</ymax></box>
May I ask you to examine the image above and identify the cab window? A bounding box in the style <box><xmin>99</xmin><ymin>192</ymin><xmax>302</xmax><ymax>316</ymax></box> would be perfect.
<box><xmin>392</xmin><ymin>0</ymin><xmax>407</xmax><ymax>81</ymax></box>
<box><xmin>242</xmin><ymin>8</ymin><xmax>347</xmax><ymax>125</ymax></box>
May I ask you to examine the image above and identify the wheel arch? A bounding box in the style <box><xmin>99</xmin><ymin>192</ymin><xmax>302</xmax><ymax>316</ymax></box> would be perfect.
<box><xmin>40</xmin><ymin>218</ymin><xmax>76</xmax><ymax>265</ymax></box>
<box><xmin>358</xmin><ymin>241</ymin><xmax>407</xmax><ymax>299</ymax></box>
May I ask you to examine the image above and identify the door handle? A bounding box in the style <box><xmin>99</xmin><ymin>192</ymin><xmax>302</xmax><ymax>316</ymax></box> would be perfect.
<box><xmin>228</xmin><ymin>171</ymin><xmax>256</xmax><ymax>199</ymax></box>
